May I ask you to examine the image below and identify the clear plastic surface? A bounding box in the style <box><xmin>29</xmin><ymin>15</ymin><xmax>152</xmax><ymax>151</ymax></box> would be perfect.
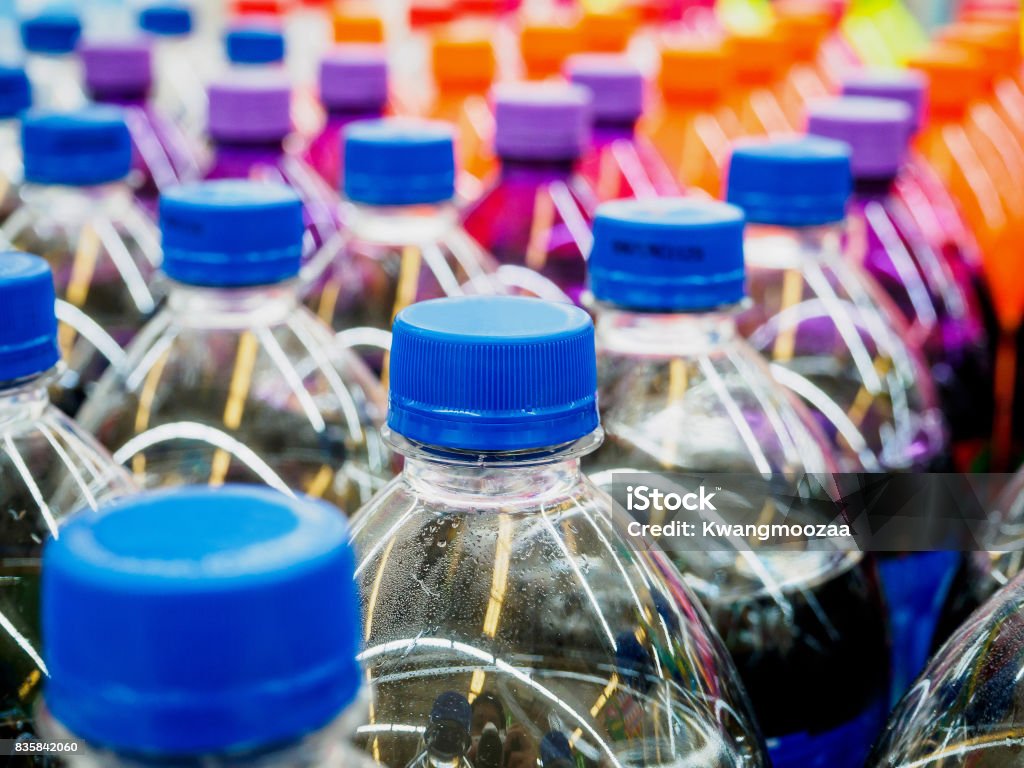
<box><xmin>0</xmin><ymin>119</ymin><xmax>22</xmax><ymax>224</ymax></box>
<box><xmin>350</xmin><ymin>432</ymin><xmax>770</xmax><ymax>768</ymax></box>
<box><xmin>0</xmin><ymin>181</ymin><xmax>162</xmax><ymax>414</ymax></box>
<box><xmin>76</xmin><ymin>281</ymin><xmax>392</xmax><ymax>513</ymax></box>
<box><xmin>737</xmin><ymin>222</ymin><xmax>948</xmax><ymax>473</ymax></box>
<box><xmin>584</xmin><ymin>305</ymin><xmax>890</xmax><ymax>767</ymax></box>
<box><xmin>869</xmin><ymin>566</ymin><xmax>1024</xmax><ymax>767</ymax></box>
<box><xmin>0</xmin><ymin>370</ymin><xmax>133</xmax><ymax>743</ymax></box>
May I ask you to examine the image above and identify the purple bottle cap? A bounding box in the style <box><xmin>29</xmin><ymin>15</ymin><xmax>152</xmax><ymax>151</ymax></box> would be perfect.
<box><xmin>207</xmin><ymin>75</ymin><xmax>292</xmax><ymax>143</ymax></box>
<box><xmin>319</xmin><ymin>45</ymin><xmax>388</xmax><ymax>113</ymax></box>
<box><xmin>79</xmin><ymin>39</ymin><xmax>153</xmax><ymax>98</ymax></box>
<box><xmin>841</xmin><ymin>69</ymin><xmax>927</xmax><ymax>133</ymax></box>
<box><xmin>492</xmin><ymin>83</ymin><xmax>591</xmax><ymax>161</ymax></box>
<box><xmin>565</xmin><ymin>54</ymin><xmax>643</xmax><ymax>124</ymax></box>
<box><xmin>805</xmin><ymin>96</ymin><xmax>913</xmax><ymax>180</ymax></box>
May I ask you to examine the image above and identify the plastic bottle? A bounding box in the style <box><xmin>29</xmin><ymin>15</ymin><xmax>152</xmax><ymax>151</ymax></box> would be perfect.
<box><xmin>462</xmin><ymin>83</ymin><xmax>597</xmax><ymax>305</ymax></box>
<box><xmin>77</xmin><ymin>181</ymin><xmax>390</xmax><ymax>512</ymax></box>
<box><xmin>79</xmin><ymin>38</ymin><xmax>201</xmax><ymax>217</ymax></box>
<box><xmin>0</xmin><ymin>252</ymin><xmax>134</xmax><ymax>744</ymax></box>
<box><xmin>405</xmin><ymin>692</ymin><xmax>476</xmax><ymax>768</ymax></box>
<box><xmin>774</xmin><ymin>4</ymin><xmax>834</xmax><ymax>125</ymax></box>
<box><xmin>867</xmin><ymin>567</ymin><xmax>1024</xmax><ymax>767</ymax></box>
<box><xmin>138</xmin><ymin>2</ymin><xmax>210</xmax><ymax>141</ymax></box>
<box><xmin>583</xmin><ymin>197</ymin><xmax>890</xmax><ymax>768</ymax></box>
<box><xmin>1</xmin><ymin>108</ymin><xmax>162</xmax><ymax>415</ymax></box>
<box><xmin>644</xmin><ymin>42</ymin><xmax>736</xmax><ymax>198</ymax></box>
<box><xmin>306</xmin><ymin>119</ymin><xmax>565</xmax><ymax>355</ymax></box>
<box><xmin>0</xmin><ymin>65</ymin><xmax>30</xmax><ymax>224</ymax></box>
<box><xmin>566</xmin><ymin>54</ymin><xmax>680</xmax><ymax>201</ymax></box>
<box><xmin>806</xmin><ymin>96</ymin><xmax>990</xmax><ymax>466</ymax></box>
<box><xmin>303</xmin><ymin>45</ymin><xmax>388</xmax><ymax>190</ymax></box>
<box><xmin>518</xmin><ymin>20</ymin><xmax>580</xmax><ymax>81</ymax></box>
<box><xmin>349</xmin><ymin>294</ymin><xmax>768</xmax><ymax>768</ymax></box>
<box><xmin>38</xmin><ymin>485</ymin><xmax>379</xmax><ymax>768</ymax></box>
<box><xmin>203</xmin><ymin>75</ymin><xmax>343</xmax><ymax>252</ymax></box>
<box><xmin>724</xmin><ymin>29</ymin><xmax>796</xmax><ymax>136</ymax></box>
<box><xmin>725</xmin><ymin>137</ymin><xmax>947</xmax><ymax>474</ymax></box>
<box><xmin>19</xmin><ymin>11</ymin><xmax>85</xmax><ymax>110</ymax></box>
<box><xmin>430</xmin><ymin>33</ymin><xmax>498</xmax><ymax>195</ymax></box>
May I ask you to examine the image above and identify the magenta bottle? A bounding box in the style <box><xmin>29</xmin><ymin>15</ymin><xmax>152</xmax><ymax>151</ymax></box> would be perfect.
<box><xmin>204</xmin><ymin>75</ymin><xmax>342</xmax><ymax>251</ymax></box>
<box><xmin>303</xmin><ymin>45</ymin><xmax>388</xmax><ymax>191</ymax></box>
<box><xmin>79</xmin><ymin>38</ymin><xmax>201</xmax><ymax>217</ymax></box>
<box><xmin>462</xmin><ymin>83</ymin><xmax>598</xmax><ymax>305</ymax></box>
<box><xmin>807</xmin><ymin>96</ymin><xmax>990</xmax><ymax>461</ymax></box>
<box><xmin>566</xmin><ymin>54</ymin><xmax>680</xmax><ymax>201</ymax></box>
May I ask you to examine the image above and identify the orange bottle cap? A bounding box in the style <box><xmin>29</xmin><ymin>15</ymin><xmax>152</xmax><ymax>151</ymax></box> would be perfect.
<box><xmin>907</xmin><ymin>44</ymin><xmax>986</xmax><ymax>118</ymax></box>
<box><xmin>432</xmin><ymin>35</ymin><xmax>496</xmax><ymax>89</ymax></box>
<box><xmin>725</xmin><ymin>29</ymin><xmax>791</xmax><ymax>84</ymax></box>
<box><xmin>232</xmin><ymin>0</ymin><xmax>292</xmax><ymax>15</ymax></box>
<box><xmin>454</xmin><ymin>0</ymin><xmax>505</xmax><ymax>15</ymax></box>
<box><xmin>333</xmin><ymin>10</ymin><xmax>385</xmax><ymax>43</ymax></box>
<box><xmin>520</xmin><ymin>22</ymin><xmax>581</xmax><ymax>78</ymax></box>
<box><xmin>659</xmin><ymin>42</ymin><xmax>731</xmax><ymax>102</ymax></box>
<box><xmin>775</xmin><ymin>5</ymin><xmax>832</xmax><ymax>61</ymax></box>
<box><xmin>578</xmin><ymin>8</ymin><xmax>639</xmax><ymax>53</ymax></box>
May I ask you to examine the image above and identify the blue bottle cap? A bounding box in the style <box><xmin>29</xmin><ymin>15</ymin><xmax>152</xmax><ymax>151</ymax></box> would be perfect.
<box><xmin>159</xmin><ymin>181</ymin><xmax>304</xmax><ymax>287</ymax></box>
<box><xmin>225</xmin><ymin>25</ymin><xmax>285</xmax><ymax>65</ymax></box>
<box><xmin>20</xmin><ymin>11</ymin><xmax>81</xmax><ymax>54</ymax></box>
<box><xmin>0</xmin><ymin>66</ymin><xmax>31</xmax><ymax>119</ymax></box>
<box><xmin>589</xmin><ymin>198</ymin><xmax>746</xmax><ymax>311</ymax></box>
<box><xmin>21</xmin><ymin>107</ymin><xmax>133</xmax><ymax>186</ymax></box>
<box><xmin>344</xmin><ymin>118</ymin><xmax>455</xmax><ymax>205</ymax></box>
<box><xmin>139</xmin><ymin>3</ymin><xmax>193</xmax><ymax>36</ymax></box>
<box><xmin>389</xmin><ymin>296</ymin><xmax>599</xmax><ymax>451</ymax></box>
<box><xmin>43</xmin><ymin>485</ymin><xmax>362</xmax><ymax>756</ymax></box>
<box><xmin>0</xmin><ymin>252</ymin><xmax>60</xmax><ymax>384</ymax></box>
<box><xmin>725</xmin><ymin>137</ymin><xmax>852</xmax><ymax>227</ymax></box>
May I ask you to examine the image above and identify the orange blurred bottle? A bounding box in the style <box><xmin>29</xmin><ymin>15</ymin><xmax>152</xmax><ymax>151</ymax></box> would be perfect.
<box><xmin>332</xmin><ymin>7</ymin><xmax>385</xmax><ymax>43</ymax></box>
<box><xmin>724</xmin><ymin>29</ymin><xmax>797</xmax><ymax>136</ymax></box>
<box><xmin>775</xmin><ymin>3</ymin><xmax>835</xmax><ymax>126</ymax></box>
<box><xmin>519</xmin><ymin>20</ymin><xmax>580</xmax><ymax>80</ymax></box>
<box><xmin>577</xmin><ymin>8</ymin><xmax>639</xmax><ymax>53</ymax></box>
<box><xmin>430</xmin><ymin>34</ymin><xmax>498</xmax><ymax>192</ymax></box>
<box><xmin>642</xmin><ymin>42</ymin><xmax>736</xmax><ymax>196</ymax></box>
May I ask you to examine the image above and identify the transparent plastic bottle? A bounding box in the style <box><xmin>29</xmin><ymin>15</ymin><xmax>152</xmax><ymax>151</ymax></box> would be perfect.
<box><xmin>867</xmin><ymin>567</ymin><xmax>1024</xmax><ymax>767</ymax></box>
<box><xmin>726</xmin><ymin>137</ymin><xmax>947</xmax><ymax>473</ymax></box>
<box><xmin>1</xmin><ymin>108</ymin><xmax>162</xmax><ymax>415</ymax></box>
<box><xmin>726</xmin><ymin>137</ymin><xmax>951</xmax><ymax>699</ymax></box>
<box><xmin>77</xmin><ymin>181</ymin><xmax>391</xmax><ymax>513</ymax></box>
<box><xmin>582</xmin><ymin>198</ymin><xmax>890</xmax><ymax>768</ymax></box>
<box><xmin>0</xmin><ymin>65</ymin><xmax>30</xmax><ymax>224</ymax></box>
<box><xmin>302</xmin><ymin>45</ymin><xmax>388</xmax><ymax>191</ymax></box>
<box><xmin>306</xmin><ymin>119</ymin><xmax>566</xmax><ymax>349</ymax></box>
<box><xmin>19</xmin><ymin>11</ymin><xmax>85</xmax><ymax>110</ymax></box>
<box><xmin>350</xmin><ymin>294</ymin><xmax>768</xmax><ymax>768</ymax></box>
<box><xmin>138</xmin><ymin>2</ymin><xmax>211</xmax><ymax>142</ymax></box>
<box><xmin>462</xmin><ymin>83</ymin><xmax>598</xmax><ymax>305</ymax></box>
<box><xmin>723</xmin><ymin>30</ymin><xmax>796</xmax><ymax>137</ymax></box>
<box><xmin>643</xmin><ymin>42</ymin><xmax>737</xmax><ymax>199</ymax></box>
<box><xmin>38</xmin><ymin>485</ymin><xmax>378</xmax><ymax>768</ymax></box>
<box><xmin>0</xmin><ymin>252</ymin><xmax>134</xmax><ymax>744</ymax></box>
<box><xmin>806</xmin><ymin>96</ymin><xmax>990</xmax><ymax>467</ymax></box>
<box><xmin>204</xmin><ymin>74</ymin><xmax>344</xmax><ymax>253</ymax></box>
<box><xmin>79</xmin><ymin>38</ymin><xmax>202</xmax><ymax>217</ymax></box>
<box><xmin>566</xmin><ymin>54</ymin><xmax>680</xmax><ymax>201</ymax></box>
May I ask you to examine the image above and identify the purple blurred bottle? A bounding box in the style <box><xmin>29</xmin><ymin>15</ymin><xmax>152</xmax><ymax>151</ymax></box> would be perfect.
<box><xmin>807</xmin><ymin>96</ymin><xmax>990</xmax><ymax>459</ymax></box>
<box><xmin>79</xmin><ymin>39</ymin><xmax>201</xmax><ymax>217</ymax></box>
<box><xmin>462</xmin><ymin>83</ymin><xmax>598</xmax><ymax>305</ymax></box>
<box><xmin>302</xmin><ymin>45</ymin><xmax>388</xmax><ymax>191</ymax></box>
<box><xmin>566</xmin><ymin>54</ymin><xmax>680</xmax><ymax>201</ymax></box>
<box><xmin>204</xmin><ymin>75</ymin><xmax>342</xmax><ymax>251</ymax></box>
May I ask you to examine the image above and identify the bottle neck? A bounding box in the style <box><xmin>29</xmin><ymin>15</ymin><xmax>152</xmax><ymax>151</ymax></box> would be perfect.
<box><xmin>90</xmin><ymin>89</ymin><xmax>150</xmax><ymax>107</ymax></box>
<box><xmin>347</xmin><ymin>200</ymin><xmax>457</xmax><ymax>244</ymax></box>
<box><xmin>211</xmin><ymin>137</ymin><xmax>287</xmax><ymax>158</ymax></box>
<box><xmin>591</xmin><ymin>118</ymin><xmax>638</xmax><ymax>144</ymax></box>
<box><xmin>166</xmin><ymin>281</ymin><xmax>300</xmax><ymax>327</ymax></box>
<box><xmin>324</xmin><ymin>105</ymin><xmax>384</xmax><ymax>123</ymax></box>
<box><xmin>852</xmin><ymin>175</ymin><xmax>898</xmax><ymax>200</ymax></box>
<box><xmin>0</xmin><ymin>369</ymin><xmax>55</xmax><ymax>427</ymax></box>
<box><xmin>742</xmin><ymin>221</ymin><xmax>845</xmax><ymax>268</ymax></box>
<box><xmin>593</xmin><ymin>304</ymin><xmax>741</xmax><ymax>357</ymax></box>
<box><xmin>393</xmin><ymin>430</ymin><xmax>602</xmax><ymax>504</ymax></box>
<box><xmin>498</xmin><ymin>156</ymin><xmax>578</xmax><ymax>181</ymax></box>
